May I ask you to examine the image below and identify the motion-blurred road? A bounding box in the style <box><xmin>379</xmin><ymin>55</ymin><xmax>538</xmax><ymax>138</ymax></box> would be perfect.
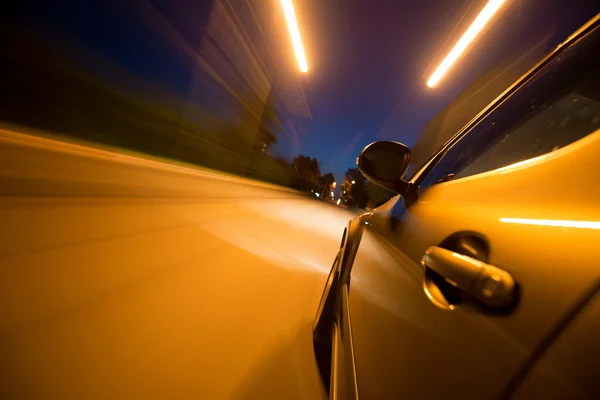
<box><xmin>0</xmin><ymin>127</ymin><xmax>355</xmax><ymax>399</ymax></box>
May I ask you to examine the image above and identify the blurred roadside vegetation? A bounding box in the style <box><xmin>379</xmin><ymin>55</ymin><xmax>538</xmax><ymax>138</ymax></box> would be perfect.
<box><xmin>0</xmin><ymin>15</ymin><xmax>378</xmax><ymax>208</ymax></box>
<box><xmin>0</xmin><ymin>24</ymin><xmax>296</xmax><ymax>187</ymax></box>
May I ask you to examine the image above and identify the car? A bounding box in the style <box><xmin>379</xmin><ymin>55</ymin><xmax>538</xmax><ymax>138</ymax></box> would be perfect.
<box><xmin>313</xmin><ymin>14</ymin><xmax>600</xmax><ymax>400</ymax></box>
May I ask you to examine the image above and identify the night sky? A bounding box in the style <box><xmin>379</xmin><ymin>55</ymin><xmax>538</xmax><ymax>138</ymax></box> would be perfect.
<box><xmin>289</xmin><ymin>0</ymin><xmax>599</xmax><ymax>183</ymax></box>
<box><xmin>14</xmin><ymin>0</ymin><xmax>599</xmax><ymax>184</ymax></box>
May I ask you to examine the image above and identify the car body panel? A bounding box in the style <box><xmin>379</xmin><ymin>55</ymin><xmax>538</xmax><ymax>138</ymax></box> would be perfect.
<box><xmin>314</xmin><ymin>216</ymin><xmax>366</xmax><ymax>347</ymax></box>
<box><xmin>330</xmin><ymin>319</ymin><xmax>342</xmax><ymax>400</ymax></box>
<box><xmin>349</xmin><ymin>129</ymin><xmax>600</xmax><ymax>398</ymax></box>
<box><xmin>340</xmin><ymin>285</ymin><xmax>359</xmax><ymax>400</ymax></box>
<box><xmin>510</xmin><ymin>286</ymin><xmax>600</xmax><ymax>399</ymax></box>
<box><xmin>317</xmin><ymin>15</ymin><xmax>600</xmax><ymax>400</ymax></box>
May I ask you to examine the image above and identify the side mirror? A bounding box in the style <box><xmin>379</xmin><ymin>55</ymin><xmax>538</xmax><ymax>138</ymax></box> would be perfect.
<box><xmin>357</xmin><ymin>141</ymin><xmax>412</xmax><ymax>194</ymax></box>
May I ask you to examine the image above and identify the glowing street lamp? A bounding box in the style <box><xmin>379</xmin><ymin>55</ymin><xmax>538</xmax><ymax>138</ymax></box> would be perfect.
<box><xmin>351</xmin><ymin>180</ymin><xmax>356</xmax><ymax>184</ymax></box>
<box><xmin>427</xmin><ymin>0</ymin><xmax>506</xmax><ymax>88</ymax></box>
<box><xmin>280</xmin><ymin>0</ymin><xmax>308</xmax><ymax>73</ymax></box>
<box><xmin>332</xmin><ymin>181</ymin><xmax>337</xmax><ymax>188</ymax></box>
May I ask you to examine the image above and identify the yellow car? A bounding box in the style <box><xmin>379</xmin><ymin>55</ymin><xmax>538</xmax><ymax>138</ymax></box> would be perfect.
<box><xmin>314</xmin><ymin>14</ymin><xmax>600</xmax><ymax>400</ymax></box>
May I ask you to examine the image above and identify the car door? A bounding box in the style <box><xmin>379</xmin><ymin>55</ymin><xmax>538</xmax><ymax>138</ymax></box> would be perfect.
<box><xmin>510</xmin><ymin>288</ymin><xmax>600</xmax><ymax>399</ymax></box>
<box><xmin>346</xmin><ymin>16</ymin><xmax>600</xmax><ymax>399</ymax></box>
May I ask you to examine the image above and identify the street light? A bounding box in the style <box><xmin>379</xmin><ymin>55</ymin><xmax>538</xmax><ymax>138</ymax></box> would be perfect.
<box><xmin>280</xmin><ymin>0</ymin><xmax>308</xmax><ymax>73</ymax></box>
<box><xmin>332</xmin><ymin>181</ymin><xmax>337</xmax><ymax>188</ymax></box>
<box><xmin>351</xmin><ymin>180</ymin><xmax>356</xmax><ymax>184</ymax></box>
<box><xmin>427</xmin><ymin>0</ymin><xmax>506</xmax><ymax>87</ymax></box>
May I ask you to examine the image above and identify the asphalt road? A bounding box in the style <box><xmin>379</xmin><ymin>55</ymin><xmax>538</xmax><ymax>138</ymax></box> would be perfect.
<box><xmin>0</xmin><ymin>127</ymin><xmax>355</xmax><ymax>399</ymax></box>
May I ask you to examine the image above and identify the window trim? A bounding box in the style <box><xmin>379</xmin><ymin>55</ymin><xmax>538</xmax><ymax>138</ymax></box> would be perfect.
<box><xmin>407</xmin><ymin>15</ymin><xmax>600</xmax><ymax>193</ymax></box>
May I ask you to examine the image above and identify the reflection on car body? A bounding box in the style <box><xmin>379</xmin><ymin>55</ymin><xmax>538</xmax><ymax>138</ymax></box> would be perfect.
<box><xmin>314</xmin><ymin>14</ymin><xmax>600</xmax><ymax>400</ymax></box>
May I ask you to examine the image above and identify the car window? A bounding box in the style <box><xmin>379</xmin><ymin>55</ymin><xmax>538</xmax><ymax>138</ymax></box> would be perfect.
<box><xmin>419</xmin><ymin>26</ymin><xmax>600</xmax><ymax>189</ymax></box>
<box><xmin>455</xmin><ymin>71</ymin><xmax>600</xmax><ymax>179</ymax></box>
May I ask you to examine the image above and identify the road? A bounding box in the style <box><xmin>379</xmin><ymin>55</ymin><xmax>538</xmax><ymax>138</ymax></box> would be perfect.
<box><xmin>0</xmin><ymin>127</ymin><xmax>355</xmax><ymax>399</ymax></box>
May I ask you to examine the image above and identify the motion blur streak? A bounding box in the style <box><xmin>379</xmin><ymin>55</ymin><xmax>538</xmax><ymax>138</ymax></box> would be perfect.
<box><xmin>280</xmin><ymin>0</ymin><xmax>309</xmax><ymax>72</ymax></box>
<box><xmin>427</xmin><ymin>0</ymin><xmax>506</xmax><ymax>87</ymax></box>
<box><xmin>500</xmin><ymin>218</ymin><xmax>600</xmax><ymax>230</ymax></box>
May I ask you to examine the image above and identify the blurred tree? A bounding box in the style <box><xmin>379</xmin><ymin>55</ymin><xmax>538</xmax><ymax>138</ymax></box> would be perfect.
<box><xmin>318</xmin><ymin>172</ymin><xmax>335</xmax><ymax>198</ymax></box>
<box><xmin>341</xmin><ymin>168</ymin><xmax>368</xmax><ymax>208</ymax></box>
<box><xmin>244</xmin><ymin>94</ymin><xmax>280</xmax><ymax>155</ymax></box>
<box><xmin>256</xmin><ymin>94</ymin><xmax>282</xmax><ymax>153</ymax></box>
<box><xmin>245</xmin><ymin>93</ymin><xmax>285</xmax><ymax>179</ymax></box>
<box><xmin>291</xmin><ymin>155</ymin><xmax>321</xmax><ymax>191</ymax></box>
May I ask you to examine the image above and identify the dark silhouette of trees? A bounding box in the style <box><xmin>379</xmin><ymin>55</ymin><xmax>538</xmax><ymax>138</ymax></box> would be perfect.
<box><xmin>291</xmin><ymin>155</ymin><xmax>321</xmax><ymax>191</ymax></box>
<box><xmin>341</xmin><ymin>168</ymin><xmax>367</xmax><ymax>208</ymax></box>
<box><xmin>318</xmin><ymin>172</ymin><xmax>336</xmax><ymax>198</ymax></box>
<box><xmin>340</xmin><ymin>168</ymin><xmax>396</xmax><ymax>209</ymax></box>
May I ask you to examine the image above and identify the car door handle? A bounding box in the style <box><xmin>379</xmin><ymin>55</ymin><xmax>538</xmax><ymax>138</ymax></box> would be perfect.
<box><xmin>422</xmin><ymin>246</ymin><xmax>518</xmax><ymax>311</ymax></box>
